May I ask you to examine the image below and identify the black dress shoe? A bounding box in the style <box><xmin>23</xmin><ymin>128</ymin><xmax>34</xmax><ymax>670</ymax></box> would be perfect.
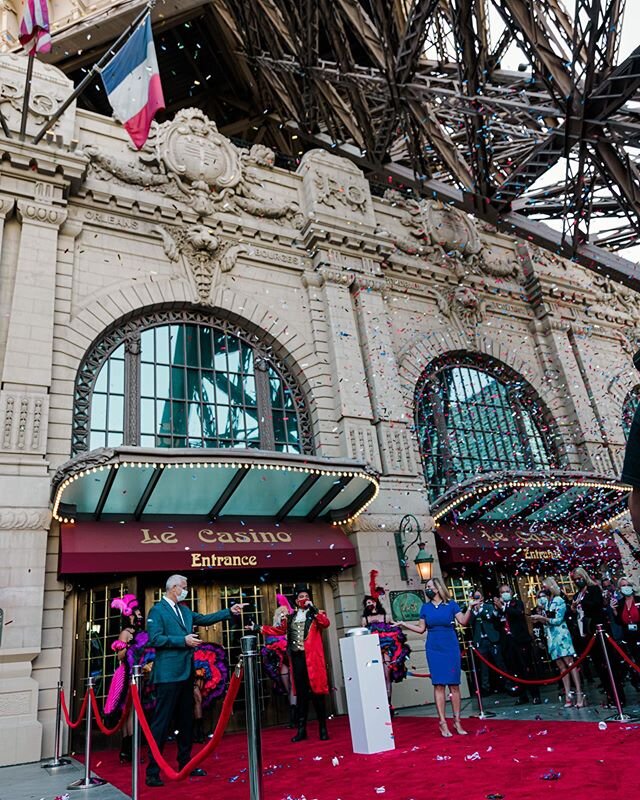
<box><xmin>532</xmin><ymin>697</ymin><xmax>541</xmax><ymax>705</ymax></box>
<box><xmin>146</xmin><ymin>776</ymin><xmax>164</xmax><ymax>787</ymax></box>
<box><xmin>189</xmin><ymin>768</ymin><xmax>207</xmax><ymax>777</ymax></box>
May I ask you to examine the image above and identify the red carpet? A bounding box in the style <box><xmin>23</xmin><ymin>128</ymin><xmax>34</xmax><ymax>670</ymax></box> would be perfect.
<box><xmin>90</xmin><ymin>715</ymin><xmax>636</xmax><ymax>799</ymax></box>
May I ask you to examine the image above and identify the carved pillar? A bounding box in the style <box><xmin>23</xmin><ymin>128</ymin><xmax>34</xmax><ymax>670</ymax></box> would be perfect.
<box><xmin>316</xmin><ymin>266</ymin><xmax>381</xmax><ymax>469</ymax></box>
<box><xmin>353</xmin><ymin>275</ymin><xmax>417</xmax><ymax>476</ymax></box>
<box><xmin>0</xmin><ymin>199</ymin><xmax>67</xmax><ymax>766</ymax></box>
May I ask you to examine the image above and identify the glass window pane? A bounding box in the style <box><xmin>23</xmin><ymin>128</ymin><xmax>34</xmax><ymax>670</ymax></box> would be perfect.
<box><xmin>214</xmin><ymin>331</ymin><xmax>227</xmax><ymax>370</ymax></box>
<box><xmin>155</xmin><ymin>365</ymin><xmax>170</xmax><ymax>398</ymax></box>
<box><xmin>141</xmin><ymin>363</ymin><xmax>155</xmax><ymax>396</ymax></box>
<box><xmin>108</xmin><ymin>359</ymin><xmax>124</xmax><ymax>393</ymax></box>
<box><xmin>108</xmin><ymin>397</ymin><xmax>124</xmax><ymax>431</ymax></box>
<box><xmin>141</xmin><ymin>398</ymin><xmax>155</xmax><ymax>435</ymax></box>
<box><xmin>94</xmin><ymin>365</ymin><xmax>107</xmax><ymax>394</ymax></box>
<box><xmin>141</xmin><ymin>328</ymin><xmax>154</xmax><ymax>361</ymax></box>
<box><xmin>155</xmin><ymin>327</ymin><xmax>170</xmax><ymax>364</ymax></box>
<box><xmin>92</xmin><ymin>394</ymin><xmax>107</xmax><ymax>429</ymax></box>
<box><xmin>184</xmin><ymin>326</ymin><xmax>201</xmax><ymax>367</ymax></box>
<box><xmin>169</xmin><ymin>325</ymin><xmax>185</xmax><ymax>365</ymax></box>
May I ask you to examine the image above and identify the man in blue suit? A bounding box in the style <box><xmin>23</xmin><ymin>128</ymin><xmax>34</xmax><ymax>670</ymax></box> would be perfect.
<box><xmin>145</xmin><ymin>574</ymin><xmax>247</xmax><ymax>787</ymax></box>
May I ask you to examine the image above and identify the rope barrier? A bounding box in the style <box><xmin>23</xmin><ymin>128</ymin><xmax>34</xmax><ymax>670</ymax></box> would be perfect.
<box><xmin>130</xmin><ymin>663</ymin><xmax>243</xmax><ymax>781</ymax></box>
<box><xmin>60</xmin><ymin>690</ymin><xmax>89</xmax><ymax>729</ymax></box>
<box><xmin>89</xmin><ymin>688</ymin><xmax>132</xmax><ymax>736</ymax></box>
<box><xmin>471</xmin><ymin>634</ymin><xmax>597</xmax><ymax>686</ymax></box>
<box><xmin>606</xmin><ymin>636</ymin><xmax>640</xmax><ymax>676</ymax></box>
<box><xmin>407</xmin><ymin>671</ymin><xmax>431</xmax><ymax>678</ymax></box>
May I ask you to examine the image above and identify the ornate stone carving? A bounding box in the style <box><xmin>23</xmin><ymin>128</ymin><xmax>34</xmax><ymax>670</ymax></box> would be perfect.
<box><xmin>51</xmin><ymin>448</ymin><xmax>116</xmax><ymax>492</ymax></box>
<box><xmin>434</xmin><ymin>283</ymin><xmax>486</xmax><ymax>336</ymax></box>
<box><xmin>0</xmin><ymin>508</ymin><xmax>51</xmax><ymax>530</ymax></box>
<box><xmin>17</xmin><ymin>201</ymin><xmax>67</xmax><ymax>228</ymax></box>
<box><xmin>0</xmin><ymin>391</ymin><xmax>48</xmax><ymax>454</ymax></box>
<box><xmin>152</xmin><ymin>223</ymin><xmax>248</xmax><ymax>303</ymax></box>
<box><xmin>85</xmin><ymin>108</ymin><xmax>301</xmax><ymax>224</ymax></box>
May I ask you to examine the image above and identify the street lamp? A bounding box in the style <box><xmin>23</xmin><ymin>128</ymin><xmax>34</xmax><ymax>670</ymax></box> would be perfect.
<box><xmin>395</xmin><ymin>514</ymin><xmax>435</xmax><ymax>583</ymax></box>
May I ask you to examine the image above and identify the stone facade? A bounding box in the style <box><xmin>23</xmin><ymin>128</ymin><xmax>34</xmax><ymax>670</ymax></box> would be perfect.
<box><xmin>0</xmin><ymin>54</ymin><xmax>639</xmax><ymax>766</ymax></box>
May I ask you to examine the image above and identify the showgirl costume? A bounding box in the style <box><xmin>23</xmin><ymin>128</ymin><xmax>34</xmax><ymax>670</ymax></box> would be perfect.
<box><xmin>104</xmin><ymin>594</ymin><xmax>155</xmax><ymax>719</ymax></box>
<box><xmin>193</xmin><ymin>642</ymin><xmax>229</xmax><ymax>709</ymax></box>
<box><xmin>261</xmin><ymin>595</ymin><xmax>292</xmax><ymax>695</ymax></box>
<box><xmin>364</xmin><ymin>572</ymin><xmax>410</xmax><ymax>684</ymax></box>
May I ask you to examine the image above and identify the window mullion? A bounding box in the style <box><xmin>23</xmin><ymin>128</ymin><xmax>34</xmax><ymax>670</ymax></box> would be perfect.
<box><xmin>255</xmin><ymin>359</ymin><xmax>275</xmax><ymax>450</ymax></box>
<box><xmin>124</xmin><ymin>333</ymin><xmax>141</xmax><ymax>446</ymax></box>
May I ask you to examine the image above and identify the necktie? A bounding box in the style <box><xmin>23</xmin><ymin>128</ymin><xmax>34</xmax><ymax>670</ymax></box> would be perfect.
<box><xmin>174</xmin><ymin>603</ymin><xmax>184</xmax><ymax>627</ymax></box>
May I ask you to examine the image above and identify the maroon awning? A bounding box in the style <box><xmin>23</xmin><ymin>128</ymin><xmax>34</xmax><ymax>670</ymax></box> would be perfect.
<box><xmin>59</xmin><ymin>518</ymin><xmax>356</xmax><ymax>574</ymax></box>
<box><xmin>435</xmin><ymin>522</ymin><xmax>620</xmax><ymax>566</ymax></box>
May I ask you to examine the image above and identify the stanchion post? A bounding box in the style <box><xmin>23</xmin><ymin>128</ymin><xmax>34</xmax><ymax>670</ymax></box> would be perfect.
<box><xmin>468</xmin><ymin>646</ymin><xmax>495</xmax><ymax>720</ymax></box>
<box><xmin>67</xmin><ymin>676</ymin><xmax>107</xmax><ymax>790</ymax></box>
<box><xmin>597</xmin><ymin>625</ymin><xmax>630</xmax><ymax>723</ymax></box>
<box><xmin>43</xmin><ymin>681</ymin><xmax>72</xmax><ymax>768</ymax></box>
<box><xmin>241</xmin><ymin>635</ymin><xmax>263</xmax><ymax>800</ymax></box>
<box><xmin>131</xmin><ymin>665</ymin><xmax>142</xmax><ymax>800</ymax></box>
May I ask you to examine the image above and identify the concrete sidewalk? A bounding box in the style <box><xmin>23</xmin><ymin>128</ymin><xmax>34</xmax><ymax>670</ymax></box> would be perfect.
<box><xmin>0</xmin><ymin>759</ymin><xmax>129</xmax><ymax>800</ymax></box>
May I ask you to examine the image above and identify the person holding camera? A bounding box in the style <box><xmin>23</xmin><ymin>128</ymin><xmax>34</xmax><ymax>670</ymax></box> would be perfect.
<box><xmin>259</xmin><ymin>584</ymin><xmax>331</xmax><ymax>743</ymax></box>
<box><xmin>469</xmin><ymin>588</ymin><xmax>505</xmax><ymax>695</ymax></box>
<box><xmin>493</xmin><ymin>584</ymin><xmax>540</xmax><ymax>705</ymax></box>
<box><xmin>145</xmin><ymin>574</ymin><xmax>247</xmax><ymax>787</ymax></box>
<box><xmin>531</xmin><ymin>578</ymin><xmax>584</xmax><ymax>708</ymax></box>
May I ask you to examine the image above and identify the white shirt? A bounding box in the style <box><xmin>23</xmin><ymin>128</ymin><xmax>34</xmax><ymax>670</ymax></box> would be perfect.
<box><xmin>294</xmin><ymin>608</ymin><xmax>307</xmax><ymax>622</ymax></box>
<box><xmin>164</xmin><ymin>596</ymin><xmax>185</xmax><ymax>626</ymax></box>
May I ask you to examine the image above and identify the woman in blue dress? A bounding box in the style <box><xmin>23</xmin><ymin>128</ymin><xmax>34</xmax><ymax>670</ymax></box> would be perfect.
<box><xmin>396</xmin><ymin>576</ymin><xmax>479</xmax><ymax>737</ymax></box>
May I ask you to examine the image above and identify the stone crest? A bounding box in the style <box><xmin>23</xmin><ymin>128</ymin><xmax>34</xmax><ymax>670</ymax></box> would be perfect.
<box><xmin>434</xmin><ymin>283</ymin><xmax>486</xmax><ymax>337</ymax></box>
<box><xmin>84</xmin><ymin>108</ymin><xmax>301</xmax><ymax>224</ymax></box>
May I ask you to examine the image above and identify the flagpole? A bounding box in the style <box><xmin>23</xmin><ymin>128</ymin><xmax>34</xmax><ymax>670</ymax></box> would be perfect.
<box><xmin>19</xmin><ymin>53</ymin><xmax>35</xmax><ymax>140</ymax></box>
<box><xmin>32</xmin><ymin>0</ymin><xmax>156</xmax><ymax>145</ymax></box>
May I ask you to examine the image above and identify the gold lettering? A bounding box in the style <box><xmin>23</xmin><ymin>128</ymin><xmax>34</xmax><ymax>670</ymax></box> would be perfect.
<box><xmin>234</xmin><ymin>531</ymin><xmax>250</xmax><ymax>542</ymax></box>
<box><xmin>217</xmin><ymin>532</ymin><xmax>235</xmax><ymax>544</ymax></box>
<box><xmin>257</xmin><ymin>531</ymin><xmax>277</xmax><ymax>543</ymax></box>
<box><xmin>140</xmin><ymin>528</ymin><xmax>161</xmax><ymax>544</ymax></box>
<box><xmin>198</xmin><ymin>529</ymin><xmax>216</xmax><ymax>543</ymax></box>
<box><xmin>276</xmin><ymin>531</ymin><xmax>291</xmax><ymax>543</ymax></box>
<box><xmin>249</xmin><ymin>555</ymin><xmax>257</xmax><ymax>566</ymax></box>
<box><xmin>201</xmin><ymin>555</ymin><xmax>211</xmax><ymax>567</ymax></box>
<box><xmin>161</xmin><ymin>531</ymin><xmax>177</xmax><ymax>543</ymax></box>
<box><xmin>191</xmin><ymin>553</ymin><xmax>202</xmax><ymax>567</ymax></box>
<box><xmin>232</xmin><ymin>555</ymin><xmax>242</xmax><ymax>566</ymax></box>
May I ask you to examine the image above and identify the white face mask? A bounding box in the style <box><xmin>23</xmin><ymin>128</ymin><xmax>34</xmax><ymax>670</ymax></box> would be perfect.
<box><xmin>621</xmin><ymin>586</ymin><xmax>634</xmax><ymax>597</ymax></box>
<box><xmin>538</xmin><ymin>596</ymin><xmax>548</xmax><ymax>608</ymax></box>
<box><xmin>177</xmin><ymin>588</ymin><xmax>188</xmax><ymax>602</ymax></box>
<box><xmin>501</xmin><ymin>592</ymin><xmax>512</xmax><ymax>602</ymax></box>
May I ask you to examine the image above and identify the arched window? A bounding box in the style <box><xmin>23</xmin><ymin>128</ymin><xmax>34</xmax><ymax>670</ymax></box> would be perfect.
<box><xmin>622</xmin><ymin>385</ymin><xmax>640</xmax><ymax>440</ymax></box>
<box><xmin>72</xmin><ymin>310</ymin><xmax>312</xmax><ymax>455</ymax></box>
<box><xmin>415</xmin><ymin>354</ymin><xmax>557</xmax><ymax>502</ymax></box>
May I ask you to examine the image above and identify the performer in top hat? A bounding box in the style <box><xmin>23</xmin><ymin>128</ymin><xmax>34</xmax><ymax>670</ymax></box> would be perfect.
<box><xmin>259</xmin><ymin>584</ymin><xmax>331</xmax><ymax>742</ymax></box>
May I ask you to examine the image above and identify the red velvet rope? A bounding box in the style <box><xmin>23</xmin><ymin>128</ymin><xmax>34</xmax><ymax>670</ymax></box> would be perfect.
<box><xmin>90</xmin><ymin>688</ymin><xmax>132</xmax><ymax>736</ymax></box>
<box><xmin>606</xmin><ymin>636</ymin><xmax>640</xmax><ymax>675</ymax></box>
<box><xmin>130</xmin><ymin>665</ymin><xmax>243</xmax><ymax>781</ymax></box>
<box><xmin>471</xmin><ymin>634</ymin><xmax>597</xmax><ymax>685</ymax></box>
<box><xmin>60</xmin><ymin>690</ymin><xmax>89</xmax><ymax>729</ymax></box>
<box><xmin>407</xmin><ymin>671</ymin><xmax>432</xmax><ymax>678</ymax></box>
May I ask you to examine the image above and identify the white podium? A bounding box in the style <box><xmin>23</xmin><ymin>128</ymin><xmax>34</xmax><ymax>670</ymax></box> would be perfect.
<box><xmin>339</xmin><ymin>629</ymin><xmax>395</xmax><ymax>754</ymax></box>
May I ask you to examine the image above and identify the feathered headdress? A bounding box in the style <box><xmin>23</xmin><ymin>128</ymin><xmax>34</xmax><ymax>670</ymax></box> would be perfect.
<box><xmin>276</xmin><ymin>593</ymin><xmax>293</xmax><ymax>613</ymax></box>
<box><xmin>111</xmin><ymin>593</ymin><xmax>139</xmax><ymax>617</ymax></box>
<box><xmin>369</xmin><ymin>570</ymin><xmax>384</xmax><ymax>601</ymax></box>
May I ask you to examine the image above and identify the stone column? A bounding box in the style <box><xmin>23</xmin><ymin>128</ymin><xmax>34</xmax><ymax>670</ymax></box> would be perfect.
<box><xmin>0</xmin><ymin>199</ymin><xmax>68</xmax><ymax>766</ymax></box>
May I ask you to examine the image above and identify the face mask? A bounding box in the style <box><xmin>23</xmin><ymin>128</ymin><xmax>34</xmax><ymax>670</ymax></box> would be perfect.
<box><xmin>538</xmin><ymin>596</ymin><xmax>548</xmax><ymax>608</ymax></box>
<box><xmin>621</xmin><ymin>586</ymin><xmax>634</xmax><ymax>596</ymax></box>
<box><xmin>473</xmin><ymin>595</ymin><xmax>482</xmax><ymax>601</ymax></box>
<box><xmin>501</xmin><ymin>592</ymin><xmax>512</xmax><ymax>602</ymax></box>
<box><xmin>177</xmin><ymin>589</ymin><xmax>188</xmax><ymax>602</ymax></box>
<box><xmin>575</xmin><ymin>579</ymin><xmax>586</xmax><ymax>588</ymax></box>
<box><xmin>296</xmin><ymin>598</ymin><xmax>309</xmax><ymax>609</ymax></box>
<box><xmin>425</xmin><ymin>588</ymin><xmax>437</xmax><ymax>600</ymax></box>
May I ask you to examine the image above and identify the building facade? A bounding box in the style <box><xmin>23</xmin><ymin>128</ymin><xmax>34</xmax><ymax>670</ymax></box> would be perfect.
<box><xmin>0</xmin><ymin>53</ymin><xmax>639</xmax><ymax>766</ymax></box>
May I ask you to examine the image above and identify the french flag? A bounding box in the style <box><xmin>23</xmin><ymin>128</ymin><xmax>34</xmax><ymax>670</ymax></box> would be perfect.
<box><xmin>100</xmin><ymin>14</ymin><xmax>165</xmax><ymax>150</ymax></box>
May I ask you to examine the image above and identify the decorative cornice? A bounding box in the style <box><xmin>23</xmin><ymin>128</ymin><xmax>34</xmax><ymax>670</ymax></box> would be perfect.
<box><xmin>17</xmin><ymin>200</ymin><xmax>68</xmax><ymax>228</ymax></box>
<box><xmin>0</xmin><ymin>508</ymin><xmax>51</xmax><ymax>530</ymax></box>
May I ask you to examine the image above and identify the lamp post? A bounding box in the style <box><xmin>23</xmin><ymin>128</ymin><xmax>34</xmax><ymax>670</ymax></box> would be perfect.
<box><xmin>395</xmin><ymin>514</ymin><xmax>434</xmax><ymax>583</ymax></box>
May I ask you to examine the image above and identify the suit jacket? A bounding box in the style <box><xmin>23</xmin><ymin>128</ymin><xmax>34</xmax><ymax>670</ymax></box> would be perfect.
<box><xmin>471</xmin><ymin>602</ymin><xmax>501</xmax><ymax>646</ymax></box>
<box><xmin>146</xmin><ymin>598</ymin><xmax>233</xmax><ymax>683</ymax></box>
<box><xmin>500</xmin><ymin>599</ymin><xmax>532</xmax><ymax>644</ymax></box>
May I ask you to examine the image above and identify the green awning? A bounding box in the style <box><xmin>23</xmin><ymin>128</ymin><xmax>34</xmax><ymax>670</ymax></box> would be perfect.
<box><xmin>51</xmin><ymin>447</ymin><xmax>379</xmax><ymax>525</ymax></box>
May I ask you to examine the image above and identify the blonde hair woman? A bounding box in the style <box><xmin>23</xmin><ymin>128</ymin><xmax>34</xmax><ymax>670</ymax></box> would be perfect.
<box><xmin>395</xmin><ymin>576</ymin><xmax>480</xmax><ymax>737</ymax></box>
<box><xmin>531</xmin><ymin>578</ymin><xmax>584</xmax><ymax>707</ymax></box>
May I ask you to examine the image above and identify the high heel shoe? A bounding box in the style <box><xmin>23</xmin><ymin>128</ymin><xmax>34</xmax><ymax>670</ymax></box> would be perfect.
<box><xmin>563</xmin><ymin>693</ymin><xmax>574</xmax><ymax>708</ymax></box>
<box><xmin>438</xmin><ymin>719</ymin><xmax>452</xmax><ymax>738</ymax></box>
<box><xmin>453</xmin><ymin>717</ymin><xmax>468</xmax><ymax>735</ymax></box>
<box><xmin>575</xmin><ymin>692</ymin><xmax>588</xmax><ymax>708</ymax></box>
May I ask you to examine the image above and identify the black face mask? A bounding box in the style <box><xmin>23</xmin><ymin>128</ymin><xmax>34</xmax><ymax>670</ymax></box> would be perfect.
<box><xmin>425</xmin><ymin>588</ymin><xmax>437</xmax><ymax>600</ymax></box>
<box><xmin>575</xmin><ymin>579</ymin><xmax>586</xmax><ymax>588</ymax></box>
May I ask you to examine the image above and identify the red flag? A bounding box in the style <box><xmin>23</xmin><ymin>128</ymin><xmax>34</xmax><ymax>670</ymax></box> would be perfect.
<box><xmin>19</xmin><ymin>0</ymin><xmax>51</xmax><ymax>55</ymax></box>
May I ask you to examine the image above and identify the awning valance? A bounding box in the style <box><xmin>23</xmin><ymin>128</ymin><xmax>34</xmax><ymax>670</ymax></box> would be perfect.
<box><xmin>59</xmin><ymin>518</ymin><xmax>356</xmax><ymax>575</ymax></box>
<box><xmin>51</xmin><ymin>447</ymin><xmax>379</xmax><ymax>526</ymax></box>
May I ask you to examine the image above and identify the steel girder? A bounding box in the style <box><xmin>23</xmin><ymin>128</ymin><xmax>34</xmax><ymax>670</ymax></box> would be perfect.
<box><xmin>207</xmin><ymin>0</ymin><xmax>640</xmax><ymax>283</ymax></box>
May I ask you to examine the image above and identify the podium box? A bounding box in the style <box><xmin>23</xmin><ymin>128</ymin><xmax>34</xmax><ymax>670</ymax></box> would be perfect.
<box><xmin>339</xmin><ymin>630</ymin><xmax>395</xmax><ymax>754</ymax></box>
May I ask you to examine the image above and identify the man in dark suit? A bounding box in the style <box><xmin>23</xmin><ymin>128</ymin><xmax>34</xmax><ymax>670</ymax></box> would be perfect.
<box><xmin>494</xmin><ymin>584</ymin><xmax>540</xmax><ymax>705</ymax></box>
<box><xmin>145</xmin><ymin>574</ymin><xmax>247</xmax><ymax>787</ymax></box>
<box><xmin>469</xmin><ymin>588</ymin><xmax>506</xmax><ymax>694</ymax></box>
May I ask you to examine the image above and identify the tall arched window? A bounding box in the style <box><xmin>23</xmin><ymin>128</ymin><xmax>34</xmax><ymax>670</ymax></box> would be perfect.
<box><xmin>415</xmin><ymin>354</ymin><xmax>557</xmax><ymax>502</ymax></box>
<box><xmin>622</xmin><ymin>385</ymin><xmax>640</xmax><ymax>440</ymax></box>
<box><xmin>73</xmin><ymin>310</ymin><xmax>312</xmax><ymax>455</ymax></box>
